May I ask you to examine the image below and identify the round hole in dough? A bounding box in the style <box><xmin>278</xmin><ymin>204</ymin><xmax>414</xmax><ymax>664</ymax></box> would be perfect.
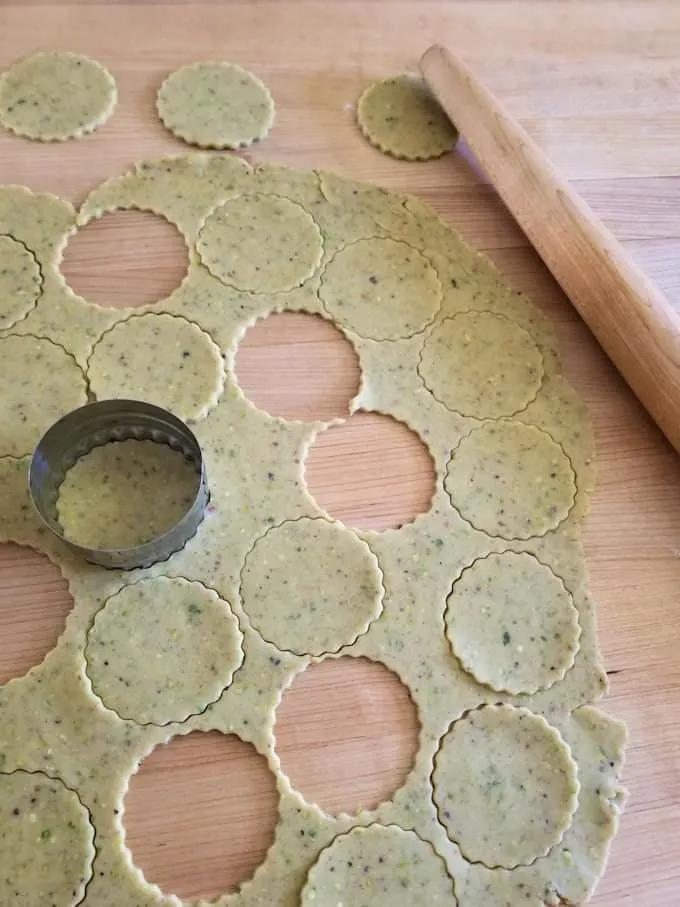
<box><xmin>0</xmin><ymin>334</ymin><xmax>88</xmax><ymax>457</ymax></box>
<box><xmin>0</xmin><ymin>771</ymin><xmax>95</xmax><ymax>907</ymax></box>
<box><xmin>0</xmin><ymin>235</ymin><xmax>42</xmax><ymax>330</ymax></box>
<box><xmin>87</xmin><ymin>313</ymin><xmax>225</xmax><ymax>423</ymax></box>
<box><xmin>196</xmin><ymin>193</ymin><xmax>323</xmax><ymax>294</ymax></box>
<box><xmin>319</xmin><ymin>237</ymin><xmax>441</xmax><ymax>340</ymax></box>
<box><xmin>240</xmin><ymin>517</ymin><xmax>384</xmax><ymax>656</ymax></box>
<box><xmin>156</xmin><ymin>61</ymin><xmax>274</xmax><ymax>150</ymax></box>
<box><xmin>432</xmin><ymin>704</ymin><xmax>579</xmax><ymax>868</ymax></box>
<box><xmin>445</xmin><ymin>420</ymin><xmax>576</xmax><ymax>540</ymax></box>
<box><xmin>418</xmin><ymin>311</ymin><xmax>544</xmax><ymax>418</ymax></box>
<box><xmin>446</xmin><ymin>551</ymin><xmax>581</xmax><ymax>695</ymax></box>
<box><xmin>0</xmin><ymin>51</ymin><xmax>116</xmax><ymax>142</ymax></box>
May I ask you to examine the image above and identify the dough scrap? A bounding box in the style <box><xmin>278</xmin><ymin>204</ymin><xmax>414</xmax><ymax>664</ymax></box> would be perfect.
<box><xmin>196</xmin><ymin>194</ymin><xmax>323</xmax><ymax>294</ymax></box>
<box><xmin>357</xmin><ymin>74</ymin><xmax>458</xmax><ymax>161</ymax></box>
<box><xmin>87</xmin><ymin>313</ymin><xmax>225</xmax><ymax>423</ymax></box>
<box><xmin>320</xmin><ymin>236</ymin><xmax>442</xmax><ymax>340</ymax></box>
<box><xmin>240</xmin><ymin>517</ymin><xmax>384</xmax><ymax>655</ymax></box>
<box><xmin>445</xmin><ymin>420</ymin><xmax>576</xmax><ymax>539</ymax></box>
<box><xmin>433</xmin><ymin>704</ymin><xmax>579</xmax><ymax>868</ymax></box>
<box><xmin>301</xmin><ymin>825</ymin><xmax>457</xmax><ymax>906</ymax></box>
<box><xmin>446</xmin><ymin>551</ymin><xmax>581</xmax><ymax>694</ymax></box>
<box><xmin>419</xmin><ymin>311</ymin><xmax>544</xmax><ymax>418</ymax></box>
<box><xmin>0</xmin><ymin>334</ymin><xmax>87</xmax><ymax>457</ymax></box>
<box><xmin>57</xmin><ymin>439</ymin><xmax>200</xmax><ymax>550</ymax></box>
<box><xmin>0</xmin><ymin>771</ymin><xmax>95</xmax><ymax>907</ymax></box>
<box><xmin>0</xmin><ymin>52</ymin><xmax>116</xmax><ymax>142</ymax></box>
<box><xmin>156</xmin><ymin>61</ymin><xmax>274</xmax><ymax>149</ymax></box>
<box><xmin>0</xmin><ymin>235</ymin><xmax>42</xmax><ymax>330</ymax></box>
<box><xmin>85</xmin><ymin>577</ymin><xmax>244</xmax><ymax>725</ymax></box>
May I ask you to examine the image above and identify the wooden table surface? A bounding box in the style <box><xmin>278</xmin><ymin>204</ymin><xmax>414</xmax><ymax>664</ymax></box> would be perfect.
<box><xmin>1</xmin><ymin>2</ymin><xmax>680</xmax><ymax>905</ymax></box>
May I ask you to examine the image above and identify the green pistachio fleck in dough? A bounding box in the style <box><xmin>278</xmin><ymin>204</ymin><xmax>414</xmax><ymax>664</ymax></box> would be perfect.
<box><xmin>357</xmin><ymin>74</ymin><xmax>458</xmax><ymax>161</ymax></box>
<box><xmin>301</xmin><ymin>824</ymin><xmax>457</xmax><ymax>906</ymax></box>
<box><xmin>419</xmin><ymin>311</ymin><xmax>544</xmax><ymax>418</ymax></box>
<box><xmin>87</xmin><ymin>313</ymin><xmax>225</xmax><ymax>423</ymax></box>
<box><xmin>0</xmin><ymin>334</ymin><xmax>87</xmax><ymax>457</ymax></box>
<box><xmin>85</xmin><ymin>577</ymin><xmax>244</xmax><ymax>725</ymax></box>
<box><xmin>196</xmin><ymin>193</ymin><xmax>323</xmax><ymax>294</ymax></box>
<box><xmin>156</xmin><ymin>61</ymin><xmax>274</xmax><ymax>149</ymax></box>
<box><xmin>0</xmin><ymin>235</ymin><xmax>42</xmax><ymax>330</ymax></box>
<box><xmin>319</xmin><ymin>236</ymin><xmax>442</xmax><ymax>340</ymax></box>
<box><xmin>446</xmin><ymin>551</ymin><xmax>581</xmax><ymax>694</ymax></box>
<box><xmin>445</xmin><ymin>420</ymin><xmax>576</xmax><ymax>539</ymax></box>
<box><xmin>433</xmin><ymin>705</ymin><xmax>579</xmax><ymax>868</ymax></box>
<box><xmin>57</xmin><ymin>439</ymin><xmax>200</xmax><ymax>550</ymax></box>
<box><xmin>240</xmin><ymin>517</ymin><xmax>384</xmax><ymax>656</ymax></box>
<box><xmin>0</xmin><ymin>771</ymin><xmax>94</xmax><ymax>907</ymax></box>
<box><xmin>0</xmin><ymin>52</ymin><xmax>116</xmax><ymax>142</ymax></box>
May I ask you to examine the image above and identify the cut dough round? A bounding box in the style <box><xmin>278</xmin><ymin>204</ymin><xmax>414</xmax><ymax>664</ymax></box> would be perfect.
<box><xmin>433</xmin><ymin>705</ymin><xmax>579</xmax><ymax>868</ymax></box>
<box><xmin>320</xmin><ymin>237</ymin><xmax>441</xmax><ymax>340</ymax></box>
<box><xmin>196</xmin><ymin>194</ymin><xmax>323</xmax><ymax>294</ymax></box>
<box><xmin>0</xmin><ymin>771</ymin><xmax>94</xmax><ymax>907</ymax></box>
<box><xmin>240</xmin><ymin>517</ymin><xmax>384</xmax><ymax>656</ymax></box>
<box><xmin>357</xmin><ymin>74</ymin><xmax>458</xmax><ymax>161</ymax></box>
<box><xmin>0</xmin><ymin>235</ymin><xmax>42</xmax><ymax>330</ymax></box>
<box><xmin>445</xmin><ymin>420</ymin><xmax>576</xmax><ymax>539</ymax></box>
<box><xmin>446</xmin><ymin>551</ymin><xmax>581</xmax><ymax>694</ymax></box>
<box><xmin>0</xmin><ymin>334</ymin><xmax>87</xmax><ymax>457</ymax></box>
<box><xmin>156</xmin><ymin>61</ymin><xmax>274</xmax><ymax>149</ymax></box>
<box><xmin>301</xmin><ymin>825</ymin><xmax>457</xmax><ymax>907</ymax></box>
<box><xmin>57</xmin><ymin>439</ymin><xmax>201</xmax><ymax>551</ymax></box>
<box><xmin>0</xmin><ymin>52</ymin><xmax>116</xmax><ymax>142</ymax></box>
<box><xmin>87</xmin><ymin>313</ymin><xmax>225</xmax><ymax>423</ymax></box>
<box><xmin>419</xmin><ymin>311</ymin><xmax>544</xmax><ymax>418</ymax></box>
<box><xmin>86</xmin><ymin>577</ymin><xmax>243</xmax><ymax>725</ymax></box>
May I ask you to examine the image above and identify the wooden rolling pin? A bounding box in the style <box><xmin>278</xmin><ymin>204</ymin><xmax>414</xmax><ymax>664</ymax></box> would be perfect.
<box><xmin>420</xmin><ymin>44</ymin><xmax>680</xmax><ymax>454</ymax></box>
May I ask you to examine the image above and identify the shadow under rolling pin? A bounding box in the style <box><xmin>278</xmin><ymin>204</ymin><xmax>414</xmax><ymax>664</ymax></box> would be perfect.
<box><xmin>420</xmin><ymin>43</ymin><xmax>680</xmax><ymax>455</ymax></box>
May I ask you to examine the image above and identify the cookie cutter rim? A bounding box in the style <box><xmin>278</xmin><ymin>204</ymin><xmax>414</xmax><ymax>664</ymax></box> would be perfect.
<box><xmin>28</xmin><ymin>399</ymin><xmax>209</xmax><ymax>570</ymax></box>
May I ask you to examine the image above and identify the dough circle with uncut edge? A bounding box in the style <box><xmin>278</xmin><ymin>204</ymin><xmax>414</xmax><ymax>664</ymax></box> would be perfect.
<box><xmin>87</xmin><ymin>312</ymin><xmax>225</xmax><ymax>423</ymax></box>
<box><xmin>240</xmin><ymin>517</ymin><xmax>384</xmax><ymax>656</ymax></box>
<box><xmin>0</xmin><ymin>52</ymin><xmax>116</xmax><ymax>142</ymax></box>
<box><xmin>419</xmin><ymin>310</ymin><xmax>544</xmax><ymax>418</ymax></box>
<box><xmin>196</xmin><ymin>194</ymin><xmax>323</xmax><ymax>294</ymax></box>
<box><xmin>0</xmin><ymin>771</ymin><xmax>95</xmax><ymax>907</ymax></box>
<box><xmin>446</xmin><ymin>551</ymin><xmax>581</xmax><ymax>694</ymax></box>
<box><xmin>85</xmin><ymin>577</ymin><xmax>244</xmax><ymax>725</ymax></box>
<box><xmin>0</xmin><ymin>235</ymin><xmax>42</xmax><ymax>330</ymax></box>
<box><xmin>357</xmin><ymin>74</ymin><xmax>458</xmax><ymax>160</ymax></box>
<box><xmin>300</xmin><ymin>824</ymin><xmax>457</xmax><ymax>907</ymax></box>
<box><xmin>433</xmin><ymin>704</ymin><xmax>580</xmax><ymax>868</ymax></box>
<box><xmin>156</xmin><ymin>61</ymin><xmax>274</xmax><ymax>149</ymax></box>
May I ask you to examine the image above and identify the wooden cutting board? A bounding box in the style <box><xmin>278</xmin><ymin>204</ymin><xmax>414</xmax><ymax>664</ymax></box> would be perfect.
<box><xmin>1</xmin><ymin>2</ymin><xmax>679</xmax><ymax>905</ymax></box>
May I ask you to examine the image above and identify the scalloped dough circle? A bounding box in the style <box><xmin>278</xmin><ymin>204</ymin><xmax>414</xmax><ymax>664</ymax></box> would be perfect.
<box><xmin>433</xmin><ymin>705</ymin><xmax>579</xmax><ymax>868</ymax></box>
<box><xmin>419</xmin><ymin>311</ymin><xmax>544</xmax><ymax>418</ymax></box>
<box><xmin>0</xmin><ymin>52</ymin><xmax>116</xmax><ymax>141</ymax></box>
<box><xmin>445</xmin><ymin>420</ymin><xmax>576</xmax><ymax>539</ymax></box>
<box><xmin>446</xmin><ymin>551</ymin><xmax>581</xmax><ymax>694</ymax></box>
<box><xmin>0</xmin><ymin>771</ymin><xmax>95</xmax><ymax>906</ymax></box>
<box><xmin>0</xmin><ymin>235</ymin><xmax>42</xmax><ymax>330</ymax></box>
<box><xmin>357</xmin><ymin>74</ymin><xmax>458</xmax><ymax>161</ymax></box>
<box><xmin>85</xmin><ymin>577</ymin><xmax>243</xmax><ymax>725</ymax></box>
<box><xmin>240</xmin><ymin>517</ymin><xmax>384</xmax><ymax>656</ymax></box>
<box><xmin>319</xmin><ymin>237</ymin><xmax>441</xmax><ymax>340</ymax></box>
<box><xmin>0</xmin><ymin>334</ymin><xmax>87</xmax><ymax>457</ymax></box>
<box><xmin>157</xmin><ymin>62</ymin><xmax>274</xmax><ymax>149</ymax></box>
<box><xmin>301</xmin><ymin>824</ymin><xmax>457</xmax><ymax>906</ymax></box>
<box><xmin>196</xmin><ymin>194</ymin><xmax>323</xmax><ymax>294</ymax></box>
<box><xmin>87</xmin><ymin>313</ymin><xmax>225</xmax><ymax>422</ymax></box>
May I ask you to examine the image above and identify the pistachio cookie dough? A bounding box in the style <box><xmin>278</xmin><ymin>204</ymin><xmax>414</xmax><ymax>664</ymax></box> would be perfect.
<box><xmin>156</xmin><ymin>62</ymin><xmax>274</xmax><ymax>149</ymax></box>
<box><xmin>0</xmin><ymin>235</ymin><xmax>42</xmax><ymax>330</ymax></box>
<box><xmin>0</xmin><ymin>52</ymin><xmax>116</xmax><ymax>142</ymax></box>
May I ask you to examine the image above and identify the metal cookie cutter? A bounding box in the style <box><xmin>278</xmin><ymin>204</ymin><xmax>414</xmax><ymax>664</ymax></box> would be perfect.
<box><xmin>28</xmin><ymin>399</ymin><xmax>209</xmax><ymax>570</ymax></box>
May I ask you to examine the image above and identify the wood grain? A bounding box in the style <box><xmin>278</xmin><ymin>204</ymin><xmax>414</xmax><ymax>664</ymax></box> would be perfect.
<box><xmin>0</xmin><ymin>2</ymin><xmax>679</xmax><ymax>905</ymax></box>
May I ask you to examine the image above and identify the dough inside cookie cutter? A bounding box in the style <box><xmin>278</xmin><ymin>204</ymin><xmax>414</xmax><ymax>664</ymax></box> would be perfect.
<box><xmin>28</xmin><ymin>399</ymin><xmax>208</xmax><ymax>570</ymax></box>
